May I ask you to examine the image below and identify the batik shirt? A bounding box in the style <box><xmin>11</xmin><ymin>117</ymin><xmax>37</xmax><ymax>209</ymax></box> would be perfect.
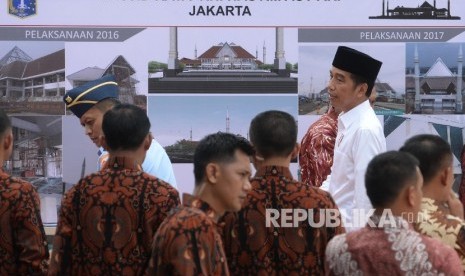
<box><xmin>221</xmin><ymin>166</ymin><xmax>345</xmax><ymax>275</ymax></box>
<box><xmin>299</xmin><ymin>108</ymin><xmax>338</xmax><ymax>187</ymax></box>
<box><xmin>49</xmin><ymin>157</ymin><xmax>180</xmax><ymax>275</ymax></box>
<box><xmin>414</xmin><ymin>197</ymin><xmax>465</xmax><ymax>271</ymax></box>
<box><xmin>145</xmin><ymin>194</ymin><xmax>229</xmax><ymax>276</ymax></box>
<box><xmin>0</xmin><ymin>170</ymin><xmax>49</xmax><ymax>275</ymax></box>
<box><xmin>326</xmin><ymin>215</ymin><xmax>464</xmax><ymax>275</ymax></box>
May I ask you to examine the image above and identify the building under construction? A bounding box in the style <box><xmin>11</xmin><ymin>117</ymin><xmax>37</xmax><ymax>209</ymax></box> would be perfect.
<box><xmin>0</xmin><ymin>46</ymin><xmax>65</xmax><ymax>115</ymax></box>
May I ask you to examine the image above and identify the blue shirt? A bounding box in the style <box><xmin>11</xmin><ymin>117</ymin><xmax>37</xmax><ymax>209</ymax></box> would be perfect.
<box><xmin>98</xmin><ymin>139</ymin><xmax>177</xmax><ymax>189</ymax></box>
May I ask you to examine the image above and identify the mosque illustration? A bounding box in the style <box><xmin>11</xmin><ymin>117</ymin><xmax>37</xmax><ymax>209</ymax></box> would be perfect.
<box><xmin>149</xmin><ymin>27</ymin><xmax>297</xmax><ymax>94</ymax></box>
<box><xmin>405</xmin><ymin>44</ymin><xmax>464</xmax><ymax>114</ymax></box>
<box><xmin>369</xmin><ymin>0</ymin><xmax>460</xmax><ymax>20</ymax></box>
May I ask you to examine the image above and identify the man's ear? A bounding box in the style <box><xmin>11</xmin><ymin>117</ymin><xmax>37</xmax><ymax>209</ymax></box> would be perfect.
<box><xmin>290</xmin><ymin>143</ymin><xmax>300</xmax><ymax>160</ymax></box>
<box><xmin>406</xmin><ymin>185</ymin><xmax>417</xmax><ymax>207</ymax></box>
<box><xmin>439</xmin><ymin>166</ymin><xmax>452</xmax><ymax>187</ymax></box>
<box><xmin>2</xmin><ymin>132</ymin><xmax>13</xmax><ymax>151</ymax></box>
<box><xmin>144</xmin><ymin>134</ymin><xmax>152</xmax><ymax>151</ymax></box>
<box><xmin>357</xmin><ymin>83</ymin><xmax>369</xmax><ymax>98</ymax></box>
<box><xmin>205</xmin><ymin>163</ymin><xmax>220</xmax><ymax>184</ymax></box>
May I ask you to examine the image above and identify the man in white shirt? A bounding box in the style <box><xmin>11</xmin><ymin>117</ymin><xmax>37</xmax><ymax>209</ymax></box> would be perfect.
<box><xmin>322</xmin><ymin>46</ymin><xmax>386</xmax><ymax>231</ymax></box>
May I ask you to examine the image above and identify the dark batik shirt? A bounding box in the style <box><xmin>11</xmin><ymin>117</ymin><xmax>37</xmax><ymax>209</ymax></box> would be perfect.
<box><xmin>0</xmin><ymin>170</ymin><xmax>49</xmax><ymax>275</ymax></box>
<box><xmin>49</xmin><ymin>157</ymin><xmax>180</xmax><ymax>275</ymax></box>
<box><xmin>299</xmin><ymin>108</ymin><xmax>338</xmax><ymax>187</ymax></box>
<box><xmin>145</xmin><ymin>194</ymin><xmax>229</xmax><ymax>276</ymax></box>
<box><xmin>221</xmin><ymin>166</ymin><xmax>345</xmax><ymax>275</ymax></box>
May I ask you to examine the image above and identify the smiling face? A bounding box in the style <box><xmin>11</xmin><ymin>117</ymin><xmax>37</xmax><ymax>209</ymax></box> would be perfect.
<box><xmin>327</xmin><ymin>66</ymin><xmax>367</xmax><ymax>112</ymax></box>
<box><xmin>214</xmin><ymin>149</ymin><xmax>252</xmax><ymax>212</ymax></box>
<box><xmin>79</xmin><ymin>106</ymin><xmax>104</xmax><ymax>147</ymax></box>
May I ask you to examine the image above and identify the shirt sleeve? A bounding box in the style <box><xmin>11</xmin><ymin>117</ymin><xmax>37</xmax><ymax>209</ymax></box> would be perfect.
<box><xmin>143</xmin><ymin>139</ymin><xmax>178</xmax><ymax>189</ymax></box>
<box><xmin>352</xmin><ymin>127</ymin><xmax>386</xmax><ymax>212</ymax></box>
<box><xmin>13</xmin><ymin>184</ymin><xmax>49</xmax><ymax>275</ymax></box>
<box><xmin>48</xmin><ymin>187</ymin><xmax>77</xmax><ymax>275</ymax></box>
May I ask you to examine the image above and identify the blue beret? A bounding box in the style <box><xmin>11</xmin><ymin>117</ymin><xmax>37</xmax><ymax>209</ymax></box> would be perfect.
<box><xmin>332</xmin><ymin>46</ymin><xmax>382</xmax><ymax>92</ymax></box>
<box><xmin>63</xmin><ymin>75</ymin><xmax>118</xmax><ymax>118</ymax></box>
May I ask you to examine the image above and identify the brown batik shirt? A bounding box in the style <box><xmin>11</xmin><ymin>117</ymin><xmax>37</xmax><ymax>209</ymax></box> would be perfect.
<box><xmin>145</xmin><ymin>194</ymin><xmax>229</xmax><ymax>276</ymax></box>
<box><xmin>48</xmin><ymin>157</ymin><xmax>180</xmax><ymax>275</ymax></box>
<box><xmin>221</xmin><ymin>165</ymin><xmax>345</xmax><ymax>275</ymax></box>
<box><xmin>0</xmin><ymin>170</ymin><xmax>49</xmax><ymax>275</ymax></box>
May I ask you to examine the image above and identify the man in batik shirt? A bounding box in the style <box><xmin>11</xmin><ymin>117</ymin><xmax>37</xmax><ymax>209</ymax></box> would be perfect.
<box><xmin>49</xmin><ymin>104</ymin><xmax>180</xmax><ymax>275</ymax></box>
<box><xmin>145</xmin><ymin>132</ymin><xmax>254</xmax><ymax>275</ymax></box>
<box><xmin>299</xmin><ymin>106</ymin><xmax>339</xmax><ymax>187</ymax></box>
<box><xmin>326</xmin><ymin>151</ymin><xmax>463</xmax><ymax>275</ymax></box>
<box><xmin>400</xmin><ymin>134</ymin><xmax>465</xmax><ymax>271</ymax></box>
<box><xmin>0</xmin><ymin>109</ymin><xmax>49</xmax><ymax>275</ymax></box>
<box><xmin>222</xmin><ymin>110</ymin><xmax>344</xmax><ymax>275</ymax></box>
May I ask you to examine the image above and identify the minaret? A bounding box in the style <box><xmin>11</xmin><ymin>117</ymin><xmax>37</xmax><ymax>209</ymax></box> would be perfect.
<box><xmin>414</xmin><ymin>44</ymin><xmax>421</xmax><ymax>112</ymax></box>
<box><xmin>190</xmin><ymin>127</ymin><xmax>193</xmax><ymax>141</ymax></box>
<box><xmin>382</xmin><ymin>0</ymin><xmax>385</xmax><ymax>17</ymax></box>
<box><xmin>433</xmin><ymin>0</ymin><xmax>436</xmax><ymax>17</ymax></box>
<box><xmin>167</xmin><ymin>27</ymin><xmax>179</xmax><ymax>75</ymax></box>
<box><xmin>387</xmin><ymin>0</ymin><xmax>389</xmax><ymax>17</ymax></box>
<box><xmin>263</xmin><ymin>41</ymin><xmax>266</xmax><ymax>64</ymax></box>
<box><xmin>448</xmin><ymin>0</ymin><xmax>451</xmax><ymax>18</ymax></box>
<box><xmin>457</xmin><ymin>44</ymin><xmax>463</xmax><ymax>113</ymax></box>
<box><xmin>194</xmin><ymin>44</ymin><xmax>197</xmax><ymax>59</ymax></box>
<box><xmin>274</xmin><ymin>27</ymin><xmax>286</xmax><ymax>70</ymax></box>
<box><xmin>226</xmin><ymin>108</ymin><xmax>230</xmax><ymax>133</ymax></box>
<box><xmin>256</xmin><ymin>46</ymin><xmax>258</xmax><ymax>59</ymax></box>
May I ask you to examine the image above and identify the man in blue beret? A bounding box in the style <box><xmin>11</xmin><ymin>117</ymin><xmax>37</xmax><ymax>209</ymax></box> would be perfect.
<box><xmin>321</xmin><ymin>46</ymin><xmax>386</xmax><ymax>231</ymax></box>
<box><xmin>63</xmin><ymin>74</ymin><xmax>177</xmax><ymax>188</ymax></box>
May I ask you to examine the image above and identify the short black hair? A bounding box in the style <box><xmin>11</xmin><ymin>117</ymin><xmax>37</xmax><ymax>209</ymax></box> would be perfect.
<box><xmin>193</xmin><ymin>132</ymin><xmax>254</xmax><ymax>186</ymax></box>
<box><xmin>102</xmin><ymin>103</ymin><xmax>150</xmax><ymax>151</ymax></box>
<box><xmin>0</xmin><ymin>109</ymin><xmax>11</xmax><ymax>137</ymax></box>
<box><xmin>365</xmin><ymin>151</ymin><xmax>420</xmax><ymax>208</ymax></box>
<box><xmin>399</xmin><ymin>134</ymin><xmax>452</xmax><ymax>185</ymax></box>
<box><xmin>95</xmin><ymin>98</ymin><xmax>121</xmax><ymax>113</ymax></box>
<box><xmin>249</xmin><ymin>110</ymin><xmax>297</xmax><ymax>159</ymax></box>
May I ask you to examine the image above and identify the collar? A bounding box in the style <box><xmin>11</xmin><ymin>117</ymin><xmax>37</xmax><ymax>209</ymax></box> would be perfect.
<box><xmin>183</xmin><ymin>193</ymin><xmax>221</xmax><ymax>223</ymax></box>
<box><xmin>339</xmin><ymin>99</ymin><xmax>372</xmax><ymax>130</ymax></box>
<box><xmin>103</xmin><ymin>156</ymin><xmax>142</xmax><ymax>171</ymax></box>
<box><xmin>368</xmin><ymin>214</ymin><xmax>410</xmax><ymax>230</ymax></box>
<box><xmin>254</xmin><ymin>165</ymin><xmax>293</xmax><ymax>179</ymax></box>
<box><xmin>421</xmin><ymin>197</ymin><xmax>451</xmax><ymax>214</ymax></box>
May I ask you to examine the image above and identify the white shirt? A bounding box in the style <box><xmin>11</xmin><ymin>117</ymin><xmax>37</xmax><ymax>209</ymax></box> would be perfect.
<box><xmin>327</xmin><ymin>100</ymin><xmax>386</xmax><ymax>231</ymax></box>
<box><xmin>98</xmin><ymin>139</ymin><xmax>178</xmax><ymax>189</ymax></box>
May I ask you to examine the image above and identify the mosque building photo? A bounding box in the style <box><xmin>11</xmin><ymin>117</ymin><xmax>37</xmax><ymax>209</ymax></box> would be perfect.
<box><xmin>405</xmin><ymin>43</ymin><xmax>465</xmax><ymax>114</ymax></box>
<box><xmin>148</xmin><ymin>27</ymin><xmax>297</xmax><ymax>94</ymax></box>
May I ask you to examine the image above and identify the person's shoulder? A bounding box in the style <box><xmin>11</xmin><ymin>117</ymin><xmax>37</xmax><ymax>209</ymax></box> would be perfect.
<box><xmin>0</xmin><ymin>174</ymin><xmax>36</xmax><ymax>193</ymax></box>
<box><xmin>142</xmin><ymin>172</ymin><xmax>177</xmax><ymax>190</ymax></box>
<box><xmin>165</xmin><ymin>205</ymin><xmax>215</xmax><ymax>229</ymax></box>
<box><xmin>149</xmin><ymin>138</ymin><xmax>166</xmax><ymax>152</ymax></box>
